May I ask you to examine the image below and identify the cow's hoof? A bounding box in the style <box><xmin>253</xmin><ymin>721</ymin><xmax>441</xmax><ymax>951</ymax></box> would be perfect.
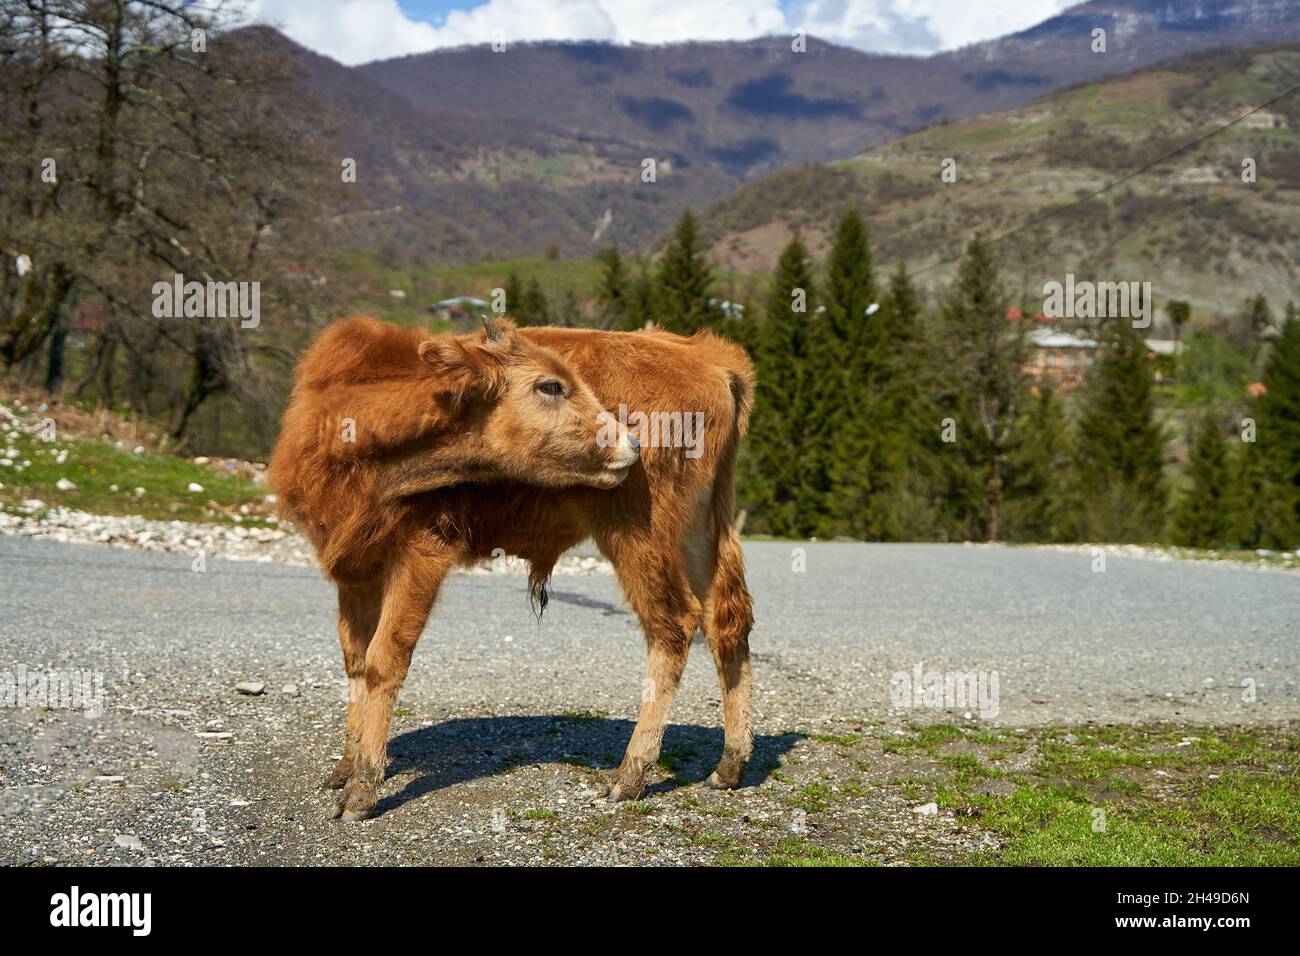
<box><xmin>607</xmin><ymin>782</ymin><xmax>645</xmax><ymax>802</ymax></box>
<box><xmin>605</xmin><ymin>768</ymin><xmax>646</xmax><ymax>803</ymax></box>
<box><xmin>333</xmin><ymin>795</ymin><xmax>376</xmax><ymax>821</ymax></box>
<box><xmin>333</xmin><ymin>778</ymin><xmax>378</xmax><ymax>821</ymax></box>
<box><xmin>704</xmin><ymin>770</ymin><xmax>741</xmax><ymax>790</ymax></box>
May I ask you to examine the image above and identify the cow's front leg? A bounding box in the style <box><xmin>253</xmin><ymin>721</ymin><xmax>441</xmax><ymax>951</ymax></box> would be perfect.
<box><xmin>326</xmin><ymin>578</ymin><xmax>383</xmax><ymax>790</ymax></box>
<box><xmin>334</xmin><ymin>542</ymin><xmax>453</xmax><ymax>821</ymax></box>
<box><xmin>607</xmin><ymin>613</ymin><xmax>694</xmax><ymax>802</ymax></box>
<box><xmin>599</xmin><ymin>534</ymin><xmax>702</xmax><ymax>802</ymax></box>
<box><xmin>605</xmin><ymin>590</ymin><xmax>702</xmax><ymax>806</ymax></box>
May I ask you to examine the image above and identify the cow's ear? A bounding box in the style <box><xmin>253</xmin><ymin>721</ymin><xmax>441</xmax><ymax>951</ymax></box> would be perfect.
<box><xmin>418</xmin><ymin>335</ymin><xmax>505</xmax><ymax>399</ymax></box>
<box><xmin>478</xmin><ymin>315</ymin><xmax>521</xmax><ymax>355</ymax></box>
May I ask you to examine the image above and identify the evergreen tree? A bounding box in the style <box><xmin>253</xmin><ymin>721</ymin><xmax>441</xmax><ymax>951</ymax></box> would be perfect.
<box><xmin>655</xmin><ymin>209</ymin><xmax>716</xmax><ymax>334</ymax></box>
<box><xmin>593</xmin><ymin>245</ymin><xmax>627</xmax><ymax>329</ymax></box>
<box><xmin>1254</xmin><ymin>306</ymin><xmax>1300</xmax><ymax>545</ymax></box>
<box><xmin>823</xmin><ymin>208</ymin><xmax>876</xmax><ymax>363</ymax></box>
<box><xmin>1074</xmin><ymin>320</ymin><xmax>1167</xmax><ymax>541</ymax></box>
<box><xmin>1170</xmin><ymin>414</ymin><xmax>1237</xmax><ymax>548</ymax></box>
<box><xmin>1166</xmin><ymin>299</ymin><xmax>1191</xmax><ymax>345</ymax></box>
<box><xmin>502</xmin><ymin>271</ymin><xmax>523</xmax><ymax>321</ymax></box>
<box><xmin>1004</xmin><ymin>388</ymin><xmax>1077</xmax><ymax>542</ymax></box>
<box><xmin>1234</xmin><ymin>431</ymin><xmax>1290</xmax><ymax>549</ymax></box>
<box><xmin>1243</xmin><ymin>294</ymin><xmax>1274</xmax><ymax>338</ymax></box>
<box><xmin>515</xmin><ymin>276</ymin><xmax>548</xmax><ymax>326</ymax></box>
<box><xmin>817</xmin><ymin>209</ymin><xmax>878</xmax><ymax>537</ymax></box>
<box><xmin>740</xmin><ymin>235</ymin><xmax>821</xmax><ymax>537</ymax></box>
<box><xmin>940</xmin><ymin>234</ymin><xmax>1025</xmax><ymax>542</ymax></box>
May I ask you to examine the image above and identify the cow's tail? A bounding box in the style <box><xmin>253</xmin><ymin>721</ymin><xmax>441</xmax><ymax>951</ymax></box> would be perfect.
<box><xmin>707</xmin><ymin>363</ymin><xmax>754</xmax><ymax>658</ymax></box>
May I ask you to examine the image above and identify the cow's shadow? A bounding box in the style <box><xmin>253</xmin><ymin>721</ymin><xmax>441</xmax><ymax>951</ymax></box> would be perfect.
<box><xmin>377</xmin><ymin>715</ymin><xmax>797</xmax><ymax>816</ymax></box>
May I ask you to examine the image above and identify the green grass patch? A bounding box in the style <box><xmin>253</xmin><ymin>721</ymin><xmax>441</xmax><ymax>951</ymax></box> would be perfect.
<box><xmin>0</xmin><ymin>432</ymin><xmax>267</xmax><ymax>523</ymax></box>
<box><xmin>762</xmin><ymin>838</ymin><xmax>877</xmax><ymax>868</ymax></box>
<box><xmin>930</xmin><ymin>724</ymin><xmax>1300</xmax><ymax>866</ymax></box>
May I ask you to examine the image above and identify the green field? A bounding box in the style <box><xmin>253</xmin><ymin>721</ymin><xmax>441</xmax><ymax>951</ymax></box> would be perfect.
<box><xmin>0</xmin><ymin>429</ymin><xmax>268</xmax><ymax>524</ymax></box>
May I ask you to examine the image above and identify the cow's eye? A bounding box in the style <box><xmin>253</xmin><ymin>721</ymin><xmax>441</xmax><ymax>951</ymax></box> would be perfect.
<box><xmin>536</xmin><ymin>380</ymin><xmax>565</xmax><ymax>398</ymax></box>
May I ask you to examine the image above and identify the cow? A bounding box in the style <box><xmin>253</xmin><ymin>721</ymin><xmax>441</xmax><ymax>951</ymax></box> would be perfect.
<box><xmin>269</xmin><ymin>314</ymin><xmax>755</xmax><ymax>821</ymax></box>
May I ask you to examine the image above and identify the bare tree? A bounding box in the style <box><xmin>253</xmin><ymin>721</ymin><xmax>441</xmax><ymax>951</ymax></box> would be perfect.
<box><xmin>0</xmin><ymin>0</ymin><xmax>335</xmax><ymax>445</ymax></box>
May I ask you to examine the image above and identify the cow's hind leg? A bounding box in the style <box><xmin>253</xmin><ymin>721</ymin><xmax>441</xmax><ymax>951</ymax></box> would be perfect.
<box><xmin>682</xmin><ymin>498</ymin><xmax>754</xmax><ymax>790</ymax></box>
<box><xmin>325</xmin><ymin>577</ymin><xmax>384</xmax><ymax>789</ymax></box>
<box><xmin>601</xmin><ymin>534</ymin><xmax>702</xmax><ymax>802</ymax></box>
<box><xmin>335</xmin><ymin>540</ymin><xmax>454</xmax><ymax>821</ymax></box>
<box><xmin>701</xmin><ymin>524</ymin><xmax>753</xmax><ymax>789</ymax></box>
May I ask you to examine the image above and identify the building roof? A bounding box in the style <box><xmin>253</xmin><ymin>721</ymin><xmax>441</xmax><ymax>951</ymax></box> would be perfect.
<box><xmin>1143</xmin><ymin>338</ymin><xmax>1179</xmax><ymax>355</ymax></box>
<box><xmin>1028</xmin><ymin>327</ymin><xmax>1097</xmax><ymax>349</ymax></box>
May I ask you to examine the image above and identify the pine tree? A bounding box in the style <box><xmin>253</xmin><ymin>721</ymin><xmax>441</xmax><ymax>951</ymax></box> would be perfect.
<box><xmin>1170</xmin><ymin>414</ymin><xmax>1237</xmax><ymax>548</ymax></box>
<box><xmin>1004</xmin><ymin>388</ymin><xmax>1077</xmax><ymax>542</ymax></box>
<box><xmin>594</xmin><ymin>245</ymin><xmax>627</xmax><ymax>329</ymax></box>
<box><xmin>823</xmin><ymin>209</ymin><xmax>876</xmax><ymax>363</ymax></box>
<box><xmin>740</xmin><ymin>235</ymin><xmax>821</xmax><ymax>537</ymax></box>
<box><xmin>655</xmin><ymin>209</ymin><xmax>717</xmax><ymax>334</ymax></box>
<box><xmin>515</xmin><ymin>277</ymin><xmax>548</xmax><ymax>326</ymax></box>
<box><xmin>1254</xmin><ymin>306</ymin><xmax>1300</xmax><ymax>545</ymax></box>
<box><xmin>818</xmin><ymin>209</ymin><xmax>878</xmax><ymax>537</ymax></box>
<box><xmin>502</xmin><ymin>271</ymin><xmax>523</xmax><ymax>322</ymax></box>
<box><xmin>1242</xmin><ymin>294</ymin><xmax>1274</xmax><ymax>337</ymax></box>
<box><xmin>940</xmin><ymin>234</ymin><xmax>1025</xmax><ymax>542</ymax></box>
<box><xmin>1166</xmin><ymin>299</ymin><xmax>1191</xmax><ymax>345</ymax></box>
<box><xmin>1234</xmin><ymin>432</ymin><xmax>1290</xmax><ymax>549</ymax></box>
<box><xmin>1074</xmin><ymin>320</ymin><xmax>1168</xmax><ymax>541</ymax></box>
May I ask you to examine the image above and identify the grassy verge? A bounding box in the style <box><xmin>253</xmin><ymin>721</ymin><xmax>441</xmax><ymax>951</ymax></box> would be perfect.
<box><xmin>885</xmin><ymin>723</ymin><xmax>1300</xmax><ymax>866</ymax></box>
<box><xmin>0</xmin><ymin>429</ymin><xmax>269</xmax><ymax>524</ymax></box>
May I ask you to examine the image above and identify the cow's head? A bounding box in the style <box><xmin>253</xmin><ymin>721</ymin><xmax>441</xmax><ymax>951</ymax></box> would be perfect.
<box><xmin>418</xmin><ymin>316</ymin><xmax>639</xmax><ymax>489</ymax></box>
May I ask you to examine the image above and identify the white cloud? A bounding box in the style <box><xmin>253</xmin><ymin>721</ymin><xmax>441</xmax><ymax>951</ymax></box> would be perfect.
<box><xmin>244</xmin><ymin>0</ymin><xmax>1077</xmax><ymax>65</ymax></box>
<box><xmin>793</xmin><ymin>0</ymin><xmax>1077</xmax><ymax>56</ymax></box>
<box><xmin>245</xmin><ymin>1</ymin><xmax>441</xmax><ymax>63</ymax></box>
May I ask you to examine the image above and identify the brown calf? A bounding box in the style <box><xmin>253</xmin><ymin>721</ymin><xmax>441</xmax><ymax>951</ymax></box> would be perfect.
<box><xmin>269</xmin><ymin>315</ymin><xmax>755</xmax><ymax>820</ymax></box>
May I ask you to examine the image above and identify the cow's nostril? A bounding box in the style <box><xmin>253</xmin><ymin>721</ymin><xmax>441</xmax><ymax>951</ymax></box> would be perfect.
<box><xmin>627</xmin><ymin>433</ymin><xmax>640</xmax><ymax>453</ymax></box>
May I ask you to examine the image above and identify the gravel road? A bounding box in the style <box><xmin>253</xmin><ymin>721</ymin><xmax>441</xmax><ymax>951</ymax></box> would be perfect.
<box><xmin>1</xmin><ymin>535</ymin><xmax>1296</xmax><ymax>865</ymax></box>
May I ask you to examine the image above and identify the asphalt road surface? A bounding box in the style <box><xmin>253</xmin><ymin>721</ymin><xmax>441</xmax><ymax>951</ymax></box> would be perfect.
<box><xmin>1</xmin><ymin>536</ymin><xmax>1296</xmax><ymax>865</ymax></box>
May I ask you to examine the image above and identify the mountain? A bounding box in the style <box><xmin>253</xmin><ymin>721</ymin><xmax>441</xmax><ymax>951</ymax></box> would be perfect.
<box><xmin>361</xmin><ymin>1</ymin><xmax>1300</xmax><ymax>178</ymax></box>
<box><xmin>239</xmin><ymin>27</ymin><xmax>728</xmax><ymax>266</ymax></box>
<box><xmin>259</xmin><ymin>0</ymin><xmax>1300</xmax><ymax>266</ymax></box>
<box><xmin>696</xmin><ymin>42</ymin><xmax>1300</xmax><ymax>315</ymax></box>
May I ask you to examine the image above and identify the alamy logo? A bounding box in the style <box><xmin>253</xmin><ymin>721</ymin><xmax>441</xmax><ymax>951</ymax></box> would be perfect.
<box><xmin>597</xmin><ymin>403</ymin><xmax>705</xmax><ymax>459</ymax></box>
<box><xmin>50</xmin><ymin>886</ymin><xmax>151</xmax><ymax>936</ymax></box>
<box><xmin>152</xmin><ymin>273</ymin><xmax>260</xmax><ymax>328</ymax></box>
<box><xmin>890</xmin><ymin>662</ymin><xmax>1000</xmax><ymax>719</ymax></box>
<box><xmin>1042</xmin><ymin>273</ymin><xmax>1152</xmax><ymax>329</ymax></box>
<box><xmin>1</xmin><ymin>665</ymin><xmax>103</xmax><ymax>717</ymax></box>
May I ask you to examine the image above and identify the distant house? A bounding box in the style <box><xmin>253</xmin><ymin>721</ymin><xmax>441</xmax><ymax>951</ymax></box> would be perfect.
<box><xmin>430</xmin><ymin>296</ymin><xmax>489</xmax><ymax>323</ymax></box>
<box><xmin>1024</xmin><ymin>327</ymin><xmax>1098</xmax><ymax>389</ymax></box>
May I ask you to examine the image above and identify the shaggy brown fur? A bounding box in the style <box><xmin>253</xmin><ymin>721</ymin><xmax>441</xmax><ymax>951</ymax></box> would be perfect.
<box><xmin>270</xmin><ymin>315</ymin><xmax>755</xmax><ymax>820</ymax></box>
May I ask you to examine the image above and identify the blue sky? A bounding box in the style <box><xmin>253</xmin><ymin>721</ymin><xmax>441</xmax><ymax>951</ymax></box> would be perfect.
<box><xmin>396</xmin><ymin>1</ymin><xmax>468</xmax><ymax>23</ymax></box>
<box><xmin>246</xmin><ymin>1</ymin><xmax>1076</xmax><ymax>67</ymax></box>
